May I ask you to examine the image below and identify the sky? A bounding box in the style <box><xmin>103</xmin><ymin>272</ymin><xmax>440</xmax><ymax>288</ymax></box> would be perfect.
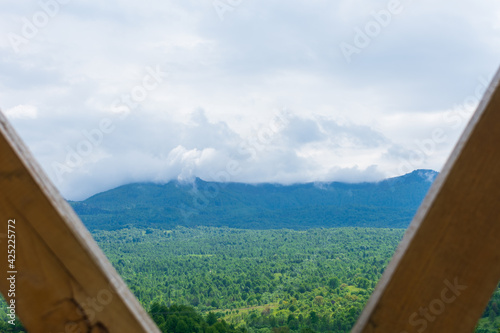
<box><xmin>1</xmin><ymin>0</ymin><xmax>499</xmax><ymax>200</ymax></box>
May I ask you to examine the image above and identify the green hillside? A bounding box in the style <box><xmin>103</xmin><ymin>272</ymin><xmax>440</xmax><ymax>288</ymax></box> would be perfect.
<box><xmin>70</xmin><ymin>169</ymin><xmax>438</xmax><ymax>230</ymax></box>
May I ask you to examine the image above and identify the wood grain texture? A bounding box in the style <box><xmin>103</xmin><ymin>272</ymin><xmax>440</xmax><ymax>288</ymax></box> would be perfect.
<box><xmin>0</xmin><ymin>112</ymin><xmax>161</xmax><ymax>332</ymax></box>
<box><xmin>352</xmin><ymin>69</ymin><xmax>500</xmax><ymax>333</ymax></box>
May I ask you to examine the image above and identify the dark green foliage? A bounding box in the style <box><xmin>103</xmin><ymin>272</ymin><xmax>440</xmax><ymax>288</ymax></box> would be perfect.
<box><xmin>475</xmin><ymin>286</ymin><xmax>500</xmax><ymax>332</ymax></box>
<box><xmin>328</xmin><ymin>277</ymin><xmax>340</xmax><ymax>290</ymax></box>
<box><xmin>207</xmin><ymin>312</ymin><xmax>218</xmax><ymax>326</ymax></box>
<box><xmin>0</xmin><ymin>317</ymin><xmax>25</xmax><ymax>332</ymax></box>
<box><xmin>149</xmin><ymin>303</ymin><xmax>240</xmax><ymax>333</ymax></box>
<box><xmin>70</xmin><ymin>170</ymin><xmax>437</xmax><ymax>231</ymax></box>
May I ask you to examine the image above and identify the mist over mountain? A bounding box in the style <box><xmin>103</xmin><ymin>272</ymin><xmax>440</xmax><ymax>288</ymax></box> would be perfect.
<box><xmin>70</xmin><ymin>169</ymin><xmax>438</xmax><ymax>231</ymax></box>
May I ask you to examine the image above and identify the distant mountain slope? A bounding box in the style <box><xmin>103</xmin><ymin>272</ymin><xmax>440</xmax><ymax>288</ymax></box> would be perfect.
<box><xmin>70</xmin><ymin>169</ymin><xmax>438</xmax><ymax>230</ymax></box>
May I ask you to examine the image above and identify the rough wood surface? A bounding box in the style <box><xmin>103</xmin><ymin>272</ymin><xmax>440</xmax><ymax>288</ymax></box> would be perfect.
<box><xmin>352</xmin><ymin>69</ymin><xmax>500</xmax><ymax>332</ymax></box>
<box><xmin>0</xmin><ymin>112</ymin><xmax>160</xmax><ymax>332</ymax></box>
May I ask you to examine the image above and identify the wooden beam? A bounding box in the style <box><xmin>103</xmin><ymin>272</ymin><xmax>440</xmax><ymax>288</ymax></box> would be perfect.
<box><xmin>352</xmin><ymin>69</ymin><xmax>500</xmax><ymax>332</ymax></box>
<box><xmin>0</xmin><ymin>113</ymin><xmax>161</xmax><ymax>332</ymax></box>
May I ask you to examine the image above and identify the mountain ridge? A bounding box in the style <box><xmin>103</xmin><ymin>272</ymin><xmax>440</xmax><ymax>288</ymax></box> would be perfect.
<box><xmin>70</xmin><ymin>169</ymin><xmax>438</xmax><ymax>230</ymax></box>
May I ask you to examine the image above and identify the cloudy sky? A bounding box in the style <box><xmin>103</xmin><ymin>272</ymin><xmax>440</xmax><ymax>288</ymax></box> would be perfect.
<box><xmin>1</xmin><ymin>0</ymin><xmax>499</xmax><ymax>200</ymax></box>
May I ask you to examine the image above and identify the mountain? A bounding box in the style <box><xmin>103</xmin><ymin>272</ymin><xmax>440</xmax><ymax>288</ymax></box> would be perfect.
<box><xmin>70</xmin><ymin>169</ymin><xmax>438</xmax><ymax>231</ymax></box>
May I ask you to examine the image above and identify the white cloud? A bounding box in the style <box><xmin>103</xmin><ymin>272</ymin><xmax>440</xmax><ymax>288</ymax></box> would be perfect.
<box><xmin>5</xmin><ymin>104</ymin><xmax>38</xmax><ymax>119</ymax></box>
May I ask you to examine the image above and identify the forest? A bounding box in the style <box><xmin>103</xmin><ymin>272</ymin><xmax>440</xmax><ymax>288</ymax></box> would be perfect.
<box><xmin>1</xmin><ymin>227</ymin><xmax>498</xmax><ymax>332</ymax></box>
<box><xmin>70</xmin><ymin>170</ymin><xmax>437</xmax><ymax>231</ymax></box>
<box><xmin>97</xmin><ymin>227</ymin><xmax>402</xmax><ymax>332</ymax></box>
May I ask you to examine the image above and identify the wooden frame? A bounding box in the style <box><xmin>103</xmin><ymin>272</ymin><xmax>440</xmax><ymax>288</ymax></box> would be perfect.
<box><xmin>0</xmin><ymin>113</ymin><xmax>160</xmax><ymax>332</ymax></box>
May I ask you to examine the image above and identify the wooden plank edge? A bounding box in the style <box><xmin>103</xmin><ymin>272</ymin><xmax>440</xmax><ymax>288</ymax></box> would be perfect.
<box><xmin>0</xmin><ymin>111</ymin><xmax>161</xmax><ymax>332</ymax></box>
<box><xmin>351</xmin><ymin>67</ymin><xmax>500</xmax><ymax>332</ymax></box>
